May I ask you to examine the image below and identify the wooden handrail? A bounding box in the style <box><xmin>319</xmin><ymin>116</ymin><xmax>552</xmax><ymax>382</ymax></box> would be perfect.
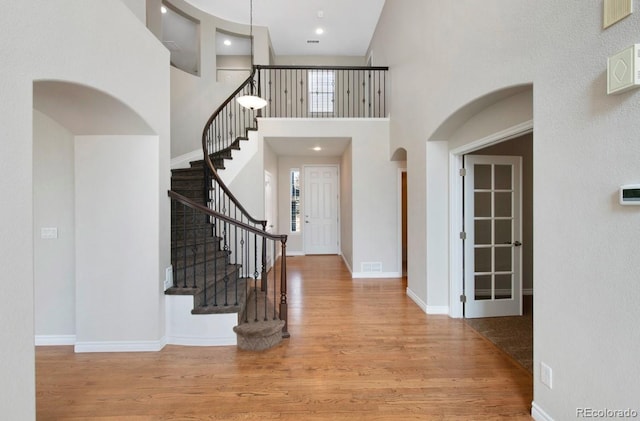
<box><xmin>201</xmin><ymin>69</ymin><xmax>266</xmax><ymax>227</ymax></box>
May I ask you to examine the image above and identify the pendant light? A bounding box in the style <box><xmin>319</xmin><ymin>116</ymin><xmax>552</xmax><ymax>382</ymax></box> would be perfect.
<box><xmin>237</xmin><ymin>0</ymin><xmax>267</xmax><ymax>110</ymax></box>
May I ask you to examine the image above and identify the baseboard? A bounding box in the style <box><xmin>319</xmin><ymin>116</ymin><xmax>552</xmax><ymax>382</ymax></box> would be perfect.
<box><xmin>406</xmin><ymin>287</ymin><xmax>427</xmax><ymax>313</ymax></box>
<box><xmin>35</xmin><ymin>334</ymin><xmax>76</xmax><ymax>346</ymax></box>
<box><xmin>166</xmin><ymin>335</ymin><xmax>236</xmax><ymax>347</ymax></box>
<box><xmin>171</xmin><ymin>149</ymin><xmax>202</xmax><ymax>169</ymax></box>
<box><xmin>531</xmin><ymin>401</ymin><xmax>554</xmax><ymax>421</ymax></box>
<box><xmin>74</xmin><ymin>339</ymin><xmax>165</xmax><ymax>353</ymax></box>
<box><xmin>352</xmin><ymin>271</ymin><xmax>402</xmax><ymax>279</ymax></box>
<box><xmin>426</xmin><ymin>305</ymin><xmax>450</xmax><ymax>315</ymax></box>
<box><xmin>341</xmin><ymin>254</ymin><xmax>354</xmax><ymax>275</ymax></box>
<box><xmin>287</xmin><ymin>251</ymin><xmax>305</xmax><ymax>256</ymax></box>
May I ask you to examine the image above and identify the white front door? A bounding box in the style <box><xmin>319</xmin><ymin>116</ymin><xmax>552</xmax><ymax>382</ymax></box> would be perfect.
<box><xmin>304</xmin><ymin>165</ymin><xmax>339</xmax><ymax>254</ymax></box>
<box><xmin>464</xmin><ymin>155</ymin><xmax>522</xmax><ymax>318</ymax></box>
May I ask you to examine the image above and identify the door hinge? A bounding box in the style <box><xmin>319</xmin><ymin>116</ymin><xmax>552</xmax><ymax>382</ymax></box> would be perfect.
<box><xmin>460</xmin><ymin>294</ymin><xmax>467</xmax><ymax>303</ymax></box>
<box><xmin>459</xmin><ymin>231</ymin><xmax>467</xmax><ymax>240</ymax></box>
<box><xmin>459</xmin><ymin>168</ymin><xmax>467</xmax><ymax>176</ymax></box>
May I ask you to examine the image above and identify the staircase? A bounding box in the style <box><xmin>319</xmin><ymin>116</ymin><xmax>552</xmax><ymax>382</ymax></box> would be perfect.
<box><xmin>167</xmin><ymin>109</ymin><xmax>289</xmax><ymax>350</ymax></box>
<box><xmin>165</xmin><ymin>64</ymin><xmax>390</xmax><ymax>350</ymax></box>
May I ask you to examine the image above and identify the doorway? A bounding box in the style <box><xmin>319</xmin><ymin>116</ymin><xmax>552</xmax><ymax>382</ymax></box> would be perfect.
<box><xmin>303</xmin><ymin>165</ymin><xmax>339</xmax><ymax>254</ymax></box>
<box><xmin>456</xmin><ymin>132</ymin><xmax>534</xmax><ymax>371</ymax></box>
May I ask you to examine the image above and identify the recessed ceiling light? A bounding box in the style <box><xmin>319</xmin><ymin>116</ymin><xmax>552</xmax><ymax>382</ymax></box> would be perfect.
<box><xmin>317</xmin><ymin>10</ymin><xmax>324</xmax><ymax>18</ymax></box>
<box><xmin>161</xmin><ymin>6</ymin><xmax>167</xmax><ymax>14</ymax></box>
<box><xmin>315</xmin><ymin>28</ymin><xmax>324</xmax><ymax>35</ymax></box>
<box><xmin>313</xmin><ymin>146</ymin><xmax>322</xmax><ymax>151</ymax></box>
<box><xmin>224</xmin><ymin>39</ymin><xmax>232</xmax><ymax>46</ymax></box>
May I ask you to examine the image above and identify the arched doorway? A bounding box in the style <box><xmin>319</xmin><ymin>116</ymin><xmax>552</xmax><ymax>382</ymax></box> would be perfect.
<box><xmin>428</xmin><ymin>84</ymin><xmax>534</xmax><ymax>373</ymax></box>
<box><xmin>32</xmin><ymin>80</ymin><xmax>162</xmax><ymax>351</ymax></box>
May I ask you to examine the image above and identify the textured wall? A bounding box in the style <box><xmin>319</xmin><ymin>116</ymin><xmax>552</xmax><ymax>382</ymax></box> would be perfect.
<box><xmin>369</xmin><ymin>0</ymin><xmax>640</xmax><ymax>418</ymax></box>
<box><xmin>0</xmin><ymin>1</ymin><xmax>170</xmax><ymax>417</ymax></box>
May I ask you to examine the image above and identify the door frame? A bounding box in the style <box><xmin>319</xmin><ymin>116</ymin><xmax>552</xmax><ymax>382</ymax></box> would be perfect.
<box><xmin>302</xmin><ymin>164</ymin><xmax>340</xmax><ymax>255</ymax></box>
<box><xmin>448</xmin><ymin>120</ymin><xmax>533</xmax><ymax>318</ymax></box>
<box><xmin>397</xmin><ymin>168</ymin><xmax>407</xmax><ymax>277</ymax></box>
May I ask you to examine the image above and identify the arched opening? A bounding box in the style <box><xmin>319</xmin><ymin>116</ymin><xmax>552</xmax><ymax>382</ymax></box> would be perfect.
<box><xmin>428</xmin><ymin>84</ymin><xmax>534</xmax><ymax>372</ymax></box>
<box><xmin>32</xmin><ymin>80</ymin><xmax>160</xmax><ymax>351</ymax></box>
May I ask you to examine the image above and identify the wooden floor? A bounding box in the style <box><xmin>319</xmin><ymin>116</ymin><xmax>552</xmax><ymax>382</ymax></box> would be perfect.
<box><xmin>36</xmin><ymin>255</ymin><xmax>533</xmax><ymax>420</ymax></box>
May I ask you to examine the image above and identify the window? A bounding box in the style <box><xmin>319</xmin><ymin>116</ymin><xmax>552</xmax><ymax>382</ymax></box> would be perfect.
<box><xmin>308</xmin><ymin>70</ymin><xmax>335</xmax><ymax>113</ymax></box>
<box><xmin>290</xmin><ymin>169</ymin><xmax>301</xmax><ymax>232</ymax></box>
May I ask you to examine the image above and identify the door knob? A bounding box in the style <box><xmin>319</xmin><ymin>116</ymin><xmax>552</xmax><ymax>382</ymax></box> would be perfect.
<box><xmin>513</xmin><ymin>241</ymin><xmax>522</xmax><ymax>247</ymax></box>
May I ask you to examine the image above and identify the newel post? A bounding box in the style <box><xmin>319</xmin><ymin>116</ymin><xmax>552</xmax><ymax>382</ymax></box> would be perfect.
<box><xmin>279</xmin><ymin>237</ymin><xmax>289</xmax><ymax>338</ymax></box>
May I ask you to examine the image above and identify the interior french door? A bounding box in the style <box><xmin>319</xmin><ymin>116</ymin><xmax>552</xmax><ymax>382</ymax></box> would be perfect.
<box><xmin>464</xmin><ymin>155</ymin><xmax>522</xmax><ymax>318</ymax></box>
<box><xmin>303</xmin><ymin>165</ymin><xmax>339</xmax><ymax>254</ymax></box>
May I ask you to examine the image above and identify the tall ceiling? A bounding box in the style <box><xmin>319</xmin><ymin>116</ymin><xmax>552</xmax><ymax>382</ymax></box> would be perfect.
<box><xmin>183</xmin><ymin>0</ymin><xmax>386</xmax><ymax>57</ymax></box>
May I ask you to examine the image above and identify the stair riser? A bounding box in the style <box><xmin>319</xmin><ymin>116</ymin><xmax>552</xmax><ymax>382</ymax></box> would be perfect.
<box><xmin>171</xmin><ymin>244</ymin><xmax>226</xmax><ymax>262</ymax></box>
<box><xmin>171</xmin><ymin>179</ymin><xmax>208</xmax><ymax>190</ymax></box>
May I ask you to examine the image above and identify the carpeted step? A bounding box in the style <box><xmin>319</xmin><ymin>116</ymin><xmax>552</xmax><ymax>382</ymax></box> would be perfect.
<box><xmin>233</xmin><ymin>287</ymin><xmax>285</xmax><ymax>351</ymax></box>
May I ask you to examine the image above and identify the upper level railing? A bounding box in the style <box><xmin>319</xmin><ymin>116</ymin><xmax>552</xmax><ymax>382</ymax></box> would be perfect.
<box><xmin>256</xmin><ymin>65</ymin><xmax>389</xmax><ymax>119</ymax></box>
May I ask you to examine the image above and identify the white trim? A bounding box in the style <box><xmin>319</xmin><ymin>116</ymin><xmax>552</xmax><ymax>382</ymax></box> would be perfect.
<box><xmin>170</xmin><ymin>149</ymin><xmax>202</xmax><ymax>169</ymax></box>
<box><xmin>74</xmin><ymin>339</ymin><xmax>165</xmax><ymax>353</ymax></box>
<box><xmin>531</xmin><ymin>402</ymin><xmax>555</xmax><ymax>421</ymax></box>
<box><xmin>166</xmin><ymin>335</ymin><xmax>236</xmax><ymax>347</ymax></box>
<box><xmin>397</xmin><ymin>168</ymin><xmax>407</xmax><ymax>277</ymax></box>
<box><xmin>287</xmin><ymin>251</ymin><xmax>305</xmax><ymax>256</ymax></box>
<box><xmin>352</xmin><ymin>271</ymin><xmax>402</xmax><ymax>279</ymax></box>
<box><xmin>406</xmin><ymin>287</ymin><xmax>427</xmax><ymax>313</ymax></box>
<box><xmin>449</xmin><ymin>152</ymin><xmax>465</xmax><ymax>318</ymax></box>
<box><xmin>35</xmin><ymin>334</ymin><xmax>76</xmax><ymax>346</ymax></box>
<box><xmin>341</xmin><ymin>253</ymin><xmax>354</xmax><ymax>275</ymax></box>
<box><xmin>448</xmin><ymin>120</ymin><xmax>534</xmax><ymax>319</ymax></box>
<box><xmin>449</xmin><ymin>120</ymin><xmax>534</xmax><ymax>155</ymax></box>
<box><xmin>426</xmin><ymin>306</ymin><xmax>450</xmax><ymax>315</ymax></box>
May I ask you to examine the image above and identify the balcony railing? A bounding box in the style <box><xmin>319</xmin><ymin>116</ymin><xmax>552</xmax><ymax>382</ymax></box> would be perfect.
<box><xmin>256</xmin><ymin>65</ymin><xmax>389</xmax><ymax>119</ymax></box>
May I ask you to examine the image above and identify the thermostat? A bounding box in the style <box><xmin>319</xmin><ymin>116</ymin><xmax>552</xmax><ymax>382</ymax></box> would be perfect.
<box><xmin>619</xmin><ymin>184</ymin><xmax>640</xmax><ymax>205</ymax></box>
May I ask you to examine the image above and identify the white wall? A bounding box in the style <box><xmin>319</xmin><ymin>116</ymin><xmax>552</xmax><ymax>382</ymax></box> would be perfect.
<box><xmin>259</xmin><ymin>119</ymin><xmax>398</xmax><ymax>276</ymax></box>
<box><xmin>33</xmin><ymin>110</ymin><xmax>76</xmax><ymax>339</ymax></box>
<box><xmin>0</xmin><ymin>1</ymin><xmax>169</xmax><ymax>417</ymax></box>
<box><xmin>75</xmin><ymin>135</ymin><xmax>161</xmax><ymax>350</ymax></box>
<box><xmin>166</xmin><ymin>0</ymin><xmax>271</xmax><ymax>158</ymax></box>
<box><xmin>370</xmin><ymin>0</ymin><xmax>640</xmax><ymax>418</ymax></box>
<box><xmin>340</xmin><ymin>144</ymin><xmax>354</xmax><ymax>269</ymax></box>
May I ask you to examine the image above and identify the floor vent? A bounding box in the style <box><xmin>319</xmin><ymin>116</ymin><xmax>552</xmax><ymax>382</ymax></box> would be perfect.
<box><xmin>361</xmin><ymin>262</ymin><xmax>382</xmax><ymax>273</ymax></box>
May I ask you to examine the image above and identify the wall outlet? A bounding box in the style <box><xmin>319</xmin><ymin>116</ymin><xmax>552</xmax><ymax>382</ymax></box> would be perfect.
<box><xmin>541</xmin><ymin>361</ymin><xmax>553</xmax><ymax>389</ymax></box>
<box><xmin>164</xmin><ymin>266</ymin><xmax>173</xmax><ymax>290</ymax></box>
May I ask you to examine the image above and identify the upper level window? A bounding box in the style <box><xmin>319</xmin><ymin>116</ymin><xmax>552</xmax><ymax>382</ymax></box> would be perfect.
<box><xmin>308</xmin><ymin>70</ymin><xmax>335</xmax><ymax>113</ymax></box>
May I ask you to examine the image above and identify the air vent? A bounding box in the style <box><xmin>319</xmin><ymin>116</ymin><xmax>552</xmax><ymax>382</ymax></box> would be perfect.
<box><xmin>603</xmin><ymin>0</ymin><xmax>633</xmax><ymax>29</ymax></box>
<box><xmin>361</xmin><ymin>262</ymin><xmax>382</xmax><ymax>273</ymax></box>
<box><xmin>306</xmin><ymin>40</ymin><xmax>320</xmax><ymax>44</ymax></box>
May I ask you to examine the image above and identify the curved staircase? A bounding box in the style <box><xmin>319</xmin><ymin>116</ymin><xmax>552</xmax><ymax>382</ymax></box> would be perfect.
<box><xmin>166</xmin><ymin>70</ymin><xmax>288</xmax><ymax>351</ymax></box>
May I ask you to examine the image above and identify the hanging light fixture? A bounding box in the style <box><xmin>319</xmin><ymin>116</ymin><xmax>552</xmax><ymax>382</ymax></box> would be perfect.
<box><xmin>237</xmin><ymin>0</ymin><xmax>267</xmax><ymax>110</ymax></box>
